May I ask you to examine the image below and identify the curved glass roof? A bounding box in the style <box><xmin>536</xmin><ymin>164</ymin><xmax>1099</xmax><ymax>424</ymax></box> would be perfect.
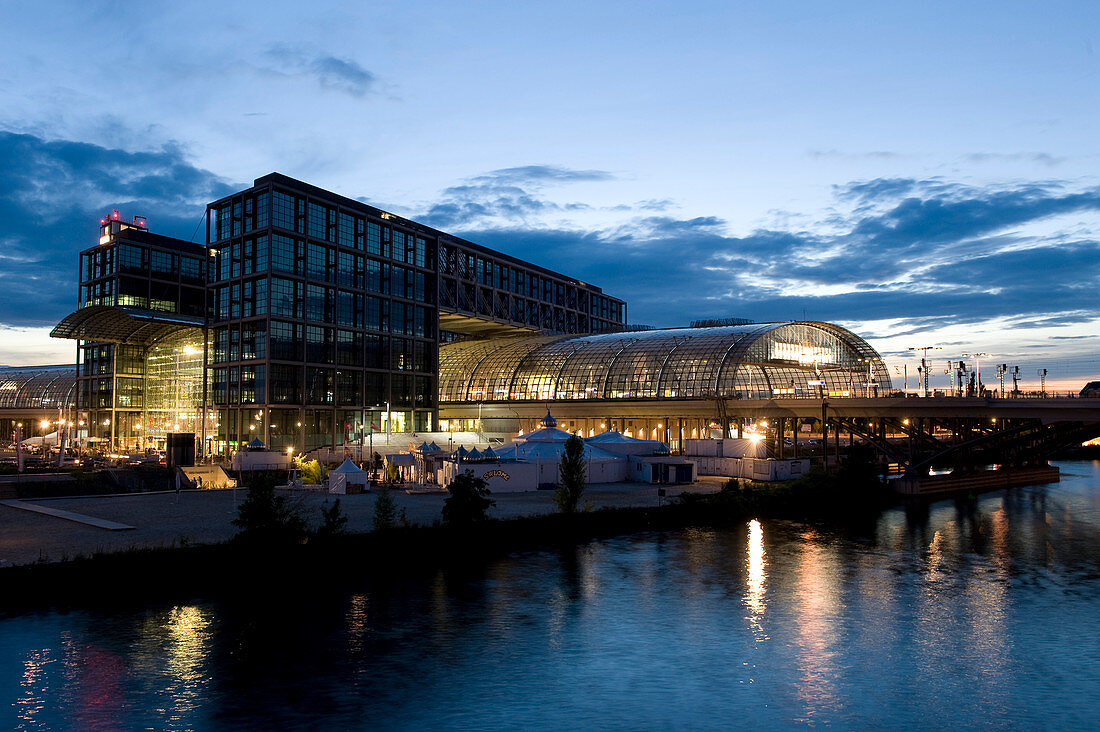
<box><xmin>440</xmin><ymin>322</ymin><xmax>892</xmax><ymax>402</ymax></box>
<box><xmin>51</xmin><ymin>305</ymin><xmax>203</xmax><ymax>346</ymax></box>
<box><xmin>0</xmin><ymin>365</ymin><xmax>78</xmax><ymax>410</ymax></box>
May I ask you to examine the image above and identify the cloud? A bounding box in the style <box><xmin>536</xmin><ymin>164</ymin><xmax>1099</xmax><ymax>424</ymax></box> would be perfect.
<box><xmin>422</xmin><ymin>165</ymin><xmax>615</xmax><ymax>229</ymax></box>
<box><xmin>263</xmin><ymin>46</ymin><xmax>377</xmax><ymax>97</ymax></box>
<box><xmin>964</xmin><ymin>152</ymin><xmax>1068</xmax><ymax>167</ymax></box>
<box><xmin>429</xmin><ymin>170</ymin><xmax>1100</xmax><ymax>333</ymax></box>
<box><xmin>0</xmin><ymin>131</ymin><xmax>235</xmax><ymax>327</ymax></box>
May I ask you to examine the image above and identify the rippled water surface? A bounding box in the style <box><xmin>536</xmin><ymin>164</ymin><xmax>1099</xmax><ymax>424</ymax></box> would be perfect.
<box><xmin>4</xmin><ymin>461</ymin><xmax>1100</xmax><ymax>729</ymax></box>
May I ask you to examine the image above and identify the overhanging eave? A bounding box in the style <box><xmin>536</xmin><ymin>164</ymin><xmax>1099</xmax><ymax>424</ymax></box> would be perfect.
<box><xmin>50</xmin><ymin>306</ymin><xmax>204</xmax><ymax>346</ymax></box>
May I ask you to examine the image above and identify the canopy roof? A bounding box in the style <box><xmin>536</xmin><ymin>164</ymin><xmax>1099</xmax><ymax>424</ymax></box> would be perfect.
<box><xmin>495</xmin><ymin>440</ymin><xmax>623</xmax><ymax>461</ymax></box>
<box><xmin>439</xmin><ymin>321</ymin><xmax>891</xmax><ymax>402</ymax></box>
<box><xmin>51</xmin><ymin>305</ymin><xmax>203</xmax><ymax>346</ymax></box>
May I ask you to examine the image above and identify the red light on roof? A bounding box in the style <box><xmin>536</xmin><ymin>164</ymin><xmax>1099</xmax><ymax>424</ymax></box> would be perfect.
<box><xmin>99</xmin><ymin>218</ymin><xmax>107</xmax><ymax>225</ymax></box>
<box><xmin>111</xmin><ymin>209</ymin><xmax>120</xmax><ymax>220</ymax></box>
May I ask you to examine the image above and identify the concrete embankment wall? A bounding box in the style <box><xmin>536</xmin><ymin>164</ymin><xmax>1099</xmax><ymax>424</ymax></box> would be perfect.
<box><xmin>688</xmin><ymin>457</ymin><xmax>810</xmax><ymax>481</ymax></box>
<box><xmin>896</xmin><ymin>465</ymin><xmax>1060</xmax><ymax>495</ymax></box>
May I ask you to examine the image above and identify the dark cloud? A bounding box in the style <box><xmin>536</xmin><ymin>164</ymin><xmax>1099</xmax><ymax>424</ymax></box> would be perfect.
<box><xmin>264</xmin><ymin>47</ymin><xmax>377</xmax><ymax>96</ymax></box>
<box><xmin>422</xmin><ymin>165</ymin><xmax>615</xmax><ymax>229</ymax></box>
<box><xmin>471</xmin><ymin>165</ymin><xmax>615</xmax><ymax>186</ymax></box>
<box><xmin>435</xmin><ymin>173</ymin><xmax>1100</xmax><ymax>332</ymax></box>
<box><xmin>0</xmin><ymin>131</ymin><xmax>234</xmax><ymax>326</ymax></box>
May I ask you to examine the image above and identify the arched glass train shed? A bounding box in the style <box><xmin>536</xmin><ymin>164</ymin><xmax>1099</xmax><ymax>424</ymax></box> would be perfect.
<box><xmin>0</xmin><ymin>365</ymin><xmax>78</xmax><ymax>411</ymax></box>
<box><xmin>0</xmin><ymin>365</ymin><xmax>79</xmax><ymax>438</ymax></box>
<box><xmin>439</xmin><ymin>322</ymin><xmax>892</xmax><ymax>403</ymax></box>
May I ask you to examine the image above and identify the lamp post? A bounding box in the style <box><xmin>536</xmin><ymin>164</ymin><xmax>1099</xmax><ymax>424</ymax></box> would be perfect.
<box><xmin>963</xmin><ymin>353</ymin><xmax>991</xmax><ymax>396</ymax></box>
<box><xmin>1038</xmin><ymin>369</ymin><xmax>1047</xmax><ymax>397</ymax></box>
<box><xmin>908</xmin><ymin>346</ymin><xmax>942</xmax><ymax>397</ymax></box>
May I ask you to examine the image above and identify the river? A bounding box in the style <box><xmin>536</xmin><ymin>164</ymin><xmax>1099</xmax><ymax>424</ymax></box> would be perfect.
<box><xmin>3</xmin><ymin>461</ymin><xmax>1099</xmax><ymax>729</ymax></box>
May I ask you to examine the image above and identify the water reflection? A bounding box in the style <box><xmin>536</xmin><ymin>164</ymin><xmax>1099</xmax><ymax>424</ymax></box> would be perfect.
<box><xmin>1</xmin><ymin>462</ymin><xmax>1098</xmax><ymax>729</ymax></box>
<box><xmin>743</xmin><ymin>519</ymin><xmax>767</xmax><ymax>641</ymax></box>
<box><xmin>792</xmin><ymin>530</ymin><xmax>842</xmax><ymax>723</ymax></box>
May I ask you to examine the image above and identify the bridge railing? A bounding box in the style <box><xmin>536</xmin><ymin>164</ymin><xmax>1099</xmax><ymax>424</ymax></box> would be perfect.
<box><xmin>893</xmin><ymin>390</ymin><xmax>1096</xmax><ymax>400</ymax></box>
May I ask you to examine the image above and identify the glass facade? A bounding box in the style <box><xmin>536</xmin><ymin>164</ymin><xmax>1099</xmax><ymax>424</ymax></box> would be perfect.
<box><xmin>439</xmin><ymin>323</ymin><xmax>892</xmax><ymax>403</ymax></box>
<box><xmin>55</xmin><ymin>175</ymin><xmax>626</xmax><ymax>456</ymax></box>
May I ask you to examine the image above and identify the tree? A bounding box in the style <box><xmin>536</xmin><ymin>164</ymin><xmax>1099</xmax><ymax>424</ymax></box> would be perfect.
<box><xmin>554</xmin><ymin>435</ymin><xmax>587</xmax><ymax>514</ymax></box>
<box><xmin>373</xmin><ymin>485</ymin><xmax>397</xmax><ymax>531</ymax></box>
<box><xmin>316</xmin><ymin>498</ymin><xmax>348</xmax><ymax>538</ymax></box>
<box><xmin>442</xmin><ymin>470</ymin><xmax>494</xmax><ymax>526</ymax></box>
<box><xmin>293</xmin><ymin>456</ymin><xmax>324</xmax><ymax>485</ymax></box>
<box><xmin>233</xmin><ymin>475</ymin><xmax>307</xmax><ymax>543</ymax></box>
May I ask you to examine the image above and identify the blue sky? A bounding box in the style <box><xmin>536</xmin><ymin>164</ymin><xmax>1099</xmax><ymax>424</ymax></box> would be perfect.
<box><xmin>1</xmin><ymin>0</ymin><xmax>1098</xmax><ymax>389</ymax></box>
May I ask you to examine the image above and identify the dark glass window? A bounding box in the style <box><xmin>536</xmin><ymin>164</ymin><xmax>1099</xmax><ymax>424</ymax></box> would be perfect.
<box><xmin>336</xmin><ymin>370</ymin><xmax>361</xmax><ymax>406</ymax></box>
<box><xmin>240</xmin><ymin>365</ymin><xmax>265</xmax><ymax>404</ymax></box>
<box><xmin>305</xmin><ymin>367</ymin><xmax>333</xmax><ymax>405</ymax></box>
<box><xmin>271</xmin><ymin>277</ymin><xmax>302</xmax><ymax>319</ymax></box>
<box><xmin>337</xmin><ymin>330</ymin><xmax>362</xmax><ymax>366</ymax></box>
<box><xmin>241</xmin><ymin>321</ymin><xmax>266</xmax><ymax>360</ymax></box>
<box><xmin>305</xmin><ymin>284</ymin><xmax>327</xmax><ymax>322</ymax></box>
<box><xmin>366</xmin><ymin>221</ymin><xmax>383</xmax><ymax>256</ymax></box>
<box><xmin>272</xmin><ymin>191</ymin><xmax>302</xmax><ymax>232</ymax></box>
<box><xmin>270</xmin><ymin>364</ymin><xmax>301</xmax><ymax>404</ymax></box>
<box><xmin>269</xmin><ymin>320</ymin><xmax>302</xmax><ymax>361</ymax></box>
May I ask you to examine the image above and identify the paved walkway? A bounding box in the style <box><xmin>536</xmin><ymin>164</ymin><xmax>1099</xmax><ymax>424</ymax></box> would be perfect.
<box><xmin>0</xmin><ymin>499</ymin><xmax>135</xmax><ymax>531</ymax></box>
<box><xmin>0</xmin><ymin>480</ymin><xmax>725</xmax><ymax>567</ymax></box>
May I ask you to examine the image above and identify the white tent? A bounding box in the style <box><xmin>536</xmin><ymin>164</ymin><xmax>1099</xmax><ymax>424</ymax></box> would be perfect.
<box><xmin>586</xmin><ymin>430</ymin><xmax>670</xmax><ymax>456</ymax></box>
<box><xmin>329</xmin><ymin>457</ymin><xmax>369</xmax><ymax>494</ymax></box>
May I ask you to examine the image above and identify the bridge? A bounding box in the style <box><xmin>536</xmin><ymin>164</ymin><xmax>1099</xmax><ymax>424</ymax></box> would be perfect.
<box><xmin>439</xmin><ymin>395</ymin><xmax>1100</xmax><ymax>481</ymax></box>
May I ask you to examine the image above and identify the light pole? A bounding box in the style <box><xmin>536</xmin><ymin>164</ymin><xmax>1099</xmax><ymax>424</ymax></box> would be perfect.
<box><xmin>908</xmin><ymin>346</ymin><xmax>942</xmax><ymax>397</ymax></box>
<box><xmin>963</xmin><ymin>353</ymin><xmax>991</xmax><ymax>396</ymax></box>
<box><xmin>1038</xmin><ymin>368</ymin><xmax>1047</xmax><ymax>397</ymax></box>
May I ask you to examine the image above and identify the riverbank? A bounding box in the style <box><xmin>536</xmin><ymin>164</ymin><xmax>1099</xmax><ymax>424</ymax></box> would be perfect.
<box><xmin>0</xmin><ymin>471</ymin><xmax>899</xmax><ymax>613</ymax></box>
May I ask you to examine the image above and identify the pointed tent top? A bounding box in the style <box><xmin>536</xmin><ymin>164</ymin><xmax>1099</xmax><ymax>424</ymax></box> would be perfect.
<box><xmin>481</xmin><ymin>446</ymin><xmax>497</xmax><ymax>460</ymax></box>
<box><xmin>467</xmin><ymin>447</ymin><xmax>482</xmax><ymax>460</ymax></box>
<box><xmin>331</xmin><ymin>457</ymin><xmax>367</xmax><ymax>473</ymax></box>
<box><xmin>427</xmin><ymin>441</ymin><xmax>442</xmax><ymax>451</ymax></box>
<box><xmin>246</xmin><ymin>438</ymin><xmax>265</xmax><ymax>449</ymax></box>
<box><xmin>414</xmin><ymin>441</ymin><xmax>432</xmax><ymax>453</ymax></box>
<box><xmin>540</xmin><ymin>409</ymin><xmax>557</xmax><ymax>428</ymax></box>
<box><xmin>455</xmin><ymin>445</ymin><xmax>469</xmax><ymax>459</ymax></box>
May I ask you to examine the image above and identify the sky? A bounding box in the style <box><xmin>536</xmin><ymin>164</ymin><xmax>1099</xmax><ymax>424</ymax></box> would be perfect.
<box><xmin>1</xmin><ymin>0</ymin><xmax>1098</xmax><ymax>391</ymax></box>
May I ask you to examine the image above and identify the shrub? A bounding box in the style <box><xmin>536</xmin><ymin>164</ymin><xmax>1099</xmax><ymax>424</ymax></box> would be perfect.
<box><xmin>232</xmin><ymin>475</ymin><xmax>307</xmax><ymax>544</ymax></box>
<box><xmin>294</xmin><ymin>457</ymin><xmax>324</xmax><ymax>485</ymax></box>
<box><xmin>316</xmin><ymin>498</ymin><xmax>348</xmax><ymax>538</ymax></box>
<box><xmin>373</xmin><ymin>486</ymin><xmax>397</xmax><ymax>531</ymax></box>
<box><xmin>442</xmin><ymin>470</ymin><xmax>494</xmax><ymax>526</ymax></box>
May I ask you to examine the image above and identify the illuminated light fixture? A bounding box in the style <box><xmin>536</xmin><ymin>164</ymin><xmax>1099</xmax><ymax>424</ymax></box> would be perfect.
<box><xmin>249</xmin><ymin>425</ymin><xmax>256</xmax><ymax>431</ymax></box>
<box><xmin>903</xmin><ymin>419</ymin><xmax>909</xmax><ymax>425</ymax></box>
<box><xmin>40</xmin><ymin>420</ymin><xmax>50</xmax><ymax>429</ymax></box>
<box><xmin>748</xmin><ymin>432</ymin><xmax>764</xmax><ymax>443</ymax></box>
<box><xmin>286</xmin><ymin>447</ymin><xmax>295</xmax><ymax>455</ymax></box>
<box><xmin>135</xmin><ymin>424</ymin><xmax>142</xmax><ymax>430</ymax></box>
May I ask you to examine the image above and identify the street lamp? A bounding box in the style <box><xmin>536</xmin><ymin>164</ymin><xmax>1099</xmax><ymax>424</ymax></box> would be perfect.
<box><xmin>908</xmin><ymin>346</ymin><xmax>942</xmax><ymax>397</ymax></box>
<box><xmin>963</xmin><ymin>353</ymin><xmax>991</xmax><ymax>396</ymax></box>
